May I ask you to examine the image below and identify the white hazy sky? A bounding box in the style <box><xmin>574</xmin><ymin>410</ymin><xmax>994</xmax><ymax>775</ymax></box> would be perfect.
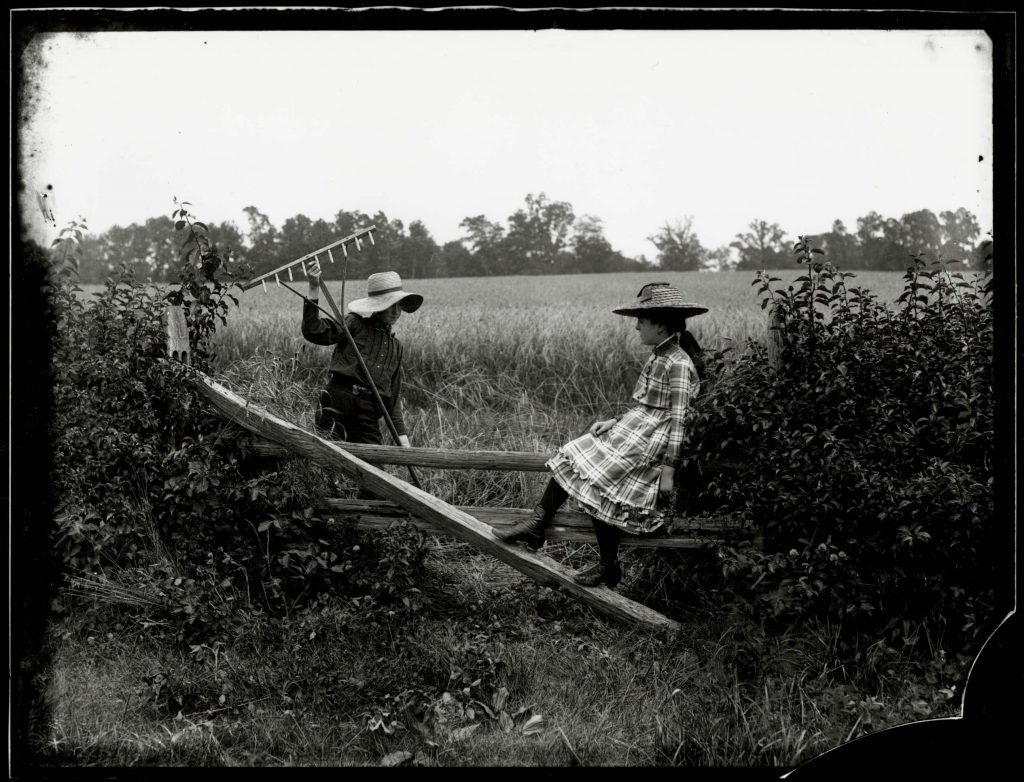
<box><xmin>19</xmin><ymin>26</ymin><xmax>994</xmax><ymax>260</ymax></box>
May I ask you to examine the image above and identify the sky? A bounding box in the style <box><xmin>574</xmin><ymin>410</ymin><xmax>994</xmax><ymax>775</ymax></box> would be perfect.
<box><xmin>18</xmin><ymin>23</ymin><xmax>994</xmax><ymax>262</ymax></box>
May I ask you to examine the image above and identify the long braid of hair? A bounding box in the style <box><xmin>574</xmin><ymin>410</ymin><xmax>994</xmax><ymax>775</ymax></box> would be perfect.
<box><xmin>674</xmin><ymin>317</ymin><xmax>705</xmax><ymax>384</ymax></box>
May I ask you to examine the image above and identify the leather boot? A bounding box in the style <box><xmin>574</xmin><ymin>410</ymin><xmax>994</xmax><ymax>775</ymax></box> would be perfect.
<box><xmin>495</xmin><ymin>479</ymin><xmax>567</xmax><ymax>550</ymax></box>
<box><xmin>572</xmin><ymin>559</ymin><xmax>622</xmax><ymax>588</ymax></box>
<box><xmin>495</xmin><ymin>506</ymin><xmax>548</xmax><ymax>550</ymax></box>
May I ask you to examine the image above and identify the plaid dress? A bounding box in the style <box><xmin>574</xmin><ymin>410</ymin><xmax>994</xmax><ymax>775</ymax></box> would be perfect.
<box><xmin>547</xmin><ymin>337</ymin><xmax>699</xmax><ymax>534</ymax></box>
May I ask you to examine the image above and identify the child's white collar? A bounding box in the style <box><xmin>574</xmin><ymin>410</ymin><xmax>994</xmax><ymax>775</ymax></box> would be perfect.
<box><xmin>653</xmin><ymin>335</ymin><xmax>676</xmax><ymax>353</ymax></box>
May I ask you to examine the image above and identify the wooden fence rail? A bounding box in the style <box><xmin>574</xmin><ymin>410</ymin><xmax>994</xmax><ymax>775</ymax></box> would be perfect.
<box><xmin>194</xmin><ymin>370</ymin><xmax>682</xmax><ymax>633</ymax></box>
<box><xmin>240</xmin><ymin>435</ymin><xmax>551</xmax><ymax>472</ymax></box>
<box><xmin>321</xmin><ymin>499</ymin><xmax>746</xmax><ymax>549</ymax></box>
<box><xmin>238</xmin><ymin>434</ymin><xmax>758</xmax><ymax>547</ymax></box>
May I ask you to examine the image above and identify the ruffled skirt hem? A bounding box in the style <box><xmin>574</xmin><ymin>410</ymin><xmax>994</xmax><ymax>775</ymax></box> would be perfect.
<box><xmin>547</xmin><ymin>451</ymin><xmax>670</xmax><ymax>535</ymax></box>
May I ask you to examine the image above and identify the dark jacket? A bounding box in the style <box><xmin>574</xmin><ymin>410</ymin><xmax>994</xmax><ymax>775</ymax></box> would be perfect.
<box><xmin>301</xmin><ymin>301</ymin><xmax>407</xmax><ymax>436</ymax></box>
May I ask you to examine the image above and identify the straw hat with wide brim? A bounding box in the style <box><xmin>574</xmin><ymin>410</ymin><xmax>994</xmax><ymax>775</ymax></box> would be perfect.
<box><xmin>612</xmin><ymin>281</ymin><xmax>708</xmax><ymax>319</ymax></box>
<box><xmin>347</xmin><ymin>271</ymin><xmax>424</xmax><ymax>317</ymax></box>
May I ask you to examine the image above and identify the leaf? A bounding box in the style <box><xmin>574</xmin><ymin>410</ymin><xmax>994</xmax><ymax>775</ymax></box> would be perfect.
<box><xmin>450</xmin><ymin>724</ymin><xmax>481</xmax><ymax>742</ymax></box>
<box><xmin>521</xmin><ymin>714</ymin><xmax>545</xmax><ymax>735</ymax></box>
<box><xmin>175</xmin><ymin>221</ymin><xmax>186</xmax><ymax>231</ymax></box>
<box><xmin>492</xmin><ymin>686</ymin><xmax>509</xmax><ymax>712</ymax></box>
<box><xmin>499</xmin><ymin>711</ymin><xmax>515</xmax><ymax>733</ymax></box>
<box><xmin>380</xmin><ymin>750</ymin><xmax>413</xmax><ymax>767</ymax></box>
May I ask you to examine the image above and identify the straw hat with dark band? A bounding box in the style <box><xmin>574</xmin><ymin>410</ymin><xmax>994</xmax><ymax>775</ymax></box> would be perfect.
<box><xmin>612</xmin><ymin>282</ymin><xmax>708</xmax><ymax>318</ymax></box>
<box><xmin>347</xmin><ymin>271</ymin><xmax>424</xmax><ymax>316</ymax></box>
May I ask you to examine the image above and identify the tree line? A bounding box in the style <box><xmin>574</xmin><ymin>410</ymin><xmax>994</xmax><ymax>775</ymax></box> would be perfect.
<box><xmin>68</xmin><ymin>193</ymin><xmax>989</xmax><ymax>284</ymax></box>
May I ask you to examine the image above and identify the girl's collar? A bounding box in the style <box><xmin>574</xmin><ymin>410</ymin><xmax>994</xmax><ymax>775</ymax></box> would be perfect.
<box><xmin>653</xmin><ymin>335</ymin><xmax>677</xmax><ymax>354</ymax></box>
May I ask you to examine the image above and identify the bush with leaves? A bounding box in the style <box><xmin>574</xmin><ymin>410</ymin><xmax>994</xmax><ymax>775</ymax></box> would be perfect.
<box><xmin>48</xmin><ymin>205</ymin><xmax>428</xmax><ymax>645</ymax></box>
<box><xmin>656</xmin><ymin>240</ymin><xmax>996</xmax><ymax>664</ymax></box>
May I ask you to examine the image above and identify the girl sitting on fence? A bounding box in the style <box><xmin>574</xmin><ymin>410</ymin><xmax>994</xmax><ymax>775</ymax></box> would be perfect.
<box><xmin>496</xmin><ymin>282</ymin><xmax>706</xmax><ymax>588</ymax></box>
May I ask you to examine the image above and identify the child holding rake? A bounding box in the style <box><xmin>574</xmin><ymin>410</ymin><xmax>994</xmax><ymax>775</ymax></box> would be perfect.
<box><xmin>302</xmin><ymin>259</ymin><xmax>423</xmax><ymax>447</ymax></box>
<box><xmin>496</xmin><ymin>282</ymin><xmax>707</xmax><ymax>587</ymax></box>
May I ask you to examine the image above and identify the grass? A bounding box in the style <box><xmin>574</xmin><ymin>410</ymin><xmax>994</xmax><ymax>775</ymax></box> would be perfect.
<box><xmin>40</xmin><ymin>269</ymin><xmax>963</xmax><ymax>768</ymax></box>
<box><xmin>40</xmin><ymin>545</ymin><xmax>961</xmax><ymax>768</ymax></box>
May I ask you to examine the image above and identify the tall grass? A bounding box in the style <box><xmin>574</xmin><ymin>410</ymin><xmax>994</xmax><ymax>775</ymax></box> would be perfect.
<box><xmin>208</xmin><ymin>272</ymin><xmax>905</xmax><ymax>409</ymax></box>
<box><xmin>82</xmin><ymin>270</ymin><xmax>911</xmax><ymax>420</ymax></box>
<box><xmin>201</xmin><ymin>271</ymin><xmax>909</xmax><ymax>508</ymax></box>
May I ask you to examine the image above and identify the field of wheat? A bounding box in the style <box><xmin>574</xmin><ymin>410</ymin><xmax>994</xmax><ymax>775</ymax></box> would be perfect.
<box><xmin>80</xmin><ymin>269</ymin><xmax>910</xmax><ymax>458</ymax></box>
<box><xmin>198</xmin><ymin>270</ymin><xmax>908</xmax><ymax>508</ymax></box>
<box><xmin>213</xmin><ymin>270</ymin><xmax>908</xmax><ymax>367</ymax></box>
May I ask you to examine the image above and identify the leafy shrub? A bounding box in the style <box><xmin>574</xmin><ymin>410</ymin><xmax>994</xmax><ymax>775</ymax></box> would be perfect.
<box><xmin>660</xmin><ymin>240</ymin><xmax>997</xmax><ymax>662</ymax></box>
<box><xmin>48</xmin><ymin>206</ymin><xmax>428</xmax><ymax>645</ymax></box>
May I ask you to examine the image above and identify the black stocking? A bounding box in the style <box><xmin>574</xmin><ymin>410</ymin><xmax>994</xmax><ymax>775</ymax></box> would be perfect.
<box><xmin>591</xmin><ymin>519</ymin><xmax>621</xmax><ymax>563</ymax></box>
<box><xmin>538</xmin><ymin>478</ymin><xmax>568</xmax><ymax>519</ymax></box>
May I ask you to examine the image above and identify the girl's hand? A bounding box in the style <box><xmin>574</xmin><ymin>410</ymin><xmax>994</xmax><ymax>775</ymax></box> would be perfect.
<box><xmin>398</xmin><ymin>435</ymin><xmax>411</xmax><ymax>448</ymax></box>
<box><xmin>307</xmin><ymin>259</ymin><xmax>322</xmax><ymax>289</ymax></box>
<box><xmin>658</xmin><ymin>468</ymin><xmax>674</xmax><ymax>503</ymax></box>
<box><xmin>589</xmin><ymin>418</ymin><xmax>616</xmax><ymax>437</ymax></box>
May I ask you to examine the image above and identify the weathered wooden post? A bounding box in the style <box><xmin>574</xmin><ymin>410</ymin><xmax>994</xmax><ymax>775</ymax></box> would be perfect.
<box><xmin>166</xmin><ymin>304</ymin><xmax>190</xmax><ymax>365</ymax></box>
<box><xmin>766</xmin><ymin>301</ymin><xmax>786</xmax><ymax>370</ymax></box>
